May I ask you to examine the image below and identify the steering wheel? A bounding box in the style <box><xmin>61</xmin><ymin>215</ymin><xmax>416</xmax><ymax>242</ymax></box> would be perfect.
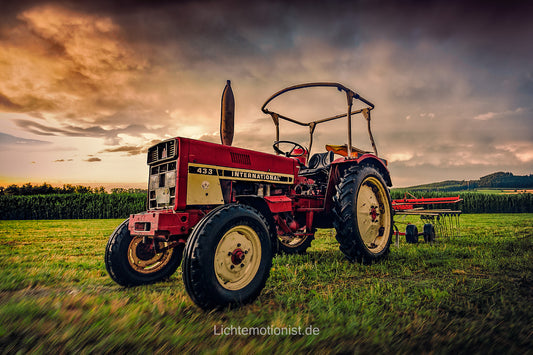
<box><xmin>273</xmin><ymin>140</ymin><xmax>307</xmax><ymax>157</ymax></box>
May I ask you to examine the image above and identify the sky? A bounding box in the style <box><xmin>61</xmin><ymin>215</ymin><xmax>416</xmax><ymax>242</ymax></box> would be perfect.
<box><xmin>0</xmin><ymin>0</ymin><xmax>532</xmax><ymax>188</ymax></box>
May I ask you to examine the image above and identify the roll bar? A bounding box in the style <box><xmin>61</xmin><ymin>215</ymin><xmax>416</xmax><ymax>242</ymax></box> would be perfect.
<box><xmin>261</xmin><ymin>82</ymin><xmax>378</xmax><ymax>158</ymax></box>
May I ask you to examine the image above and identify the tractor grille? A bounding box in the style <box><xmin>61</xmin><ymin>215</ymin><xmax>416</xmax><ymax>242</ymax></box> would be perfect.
<box><xmin>148</xmin><ymin>161</ymin><xmax>177</xmax><ymax>209</ymax></box>
<box><xmin>147</xmin><ymin>139</ymin><xmax>177</xmax><ymax>165</ymax></box>
<box><xmin>230</xmin><ymin>152</ymin><xmax>251</xmax><ymax>165</ymax></box>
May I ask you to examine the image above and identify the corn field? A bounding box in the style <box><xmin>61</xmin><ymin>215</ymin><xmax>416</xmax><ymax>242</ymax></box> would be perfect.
<box><xmin>0</xmin><ymin>191</ymin><xmax>531</xmax><ymax>220</ymax></box>
<box><xmin>0</xmin><ymin>193</ymin><xmax>146</xmax><ymax>220</ymax></box>
<box><xmin>390</xmin><ymin>191</ymin><xmax>533</xmax><ymax>213</ymax></box>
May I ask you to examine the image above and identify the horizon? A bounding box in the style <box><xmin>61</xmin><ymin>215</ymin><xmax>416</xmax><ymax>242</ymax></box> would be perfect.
<box><xmin>0</xmin><ymin>180</ymin><xmax>147</xmax><ymax>190</ymax></box>
<box><xmin>2</xmin><ymin>169</ymin><xmax>531</xmax><ymax>190</ymax></box>
<box><xmin>1</xmin><ymin>1</ymin><xmax>532</xmax><ymax>187</ymax></box>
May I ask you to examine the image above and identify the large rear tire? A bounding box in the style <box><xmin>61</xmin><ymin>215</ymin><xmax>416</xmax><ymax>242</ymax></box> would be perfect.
<box><xmin>105</xmin><ymin>219</ymin><xmax>183</xmax><ymax>286</ymax></box>
<box><xmin>333</xmin><ymin>165</ymin><xmax>393</xmax><ymax>264</ymax></box>
<box><xmin>182</xmin><ymin>204</ymin><xmax>272</xmax><ymax>310</ymax></box>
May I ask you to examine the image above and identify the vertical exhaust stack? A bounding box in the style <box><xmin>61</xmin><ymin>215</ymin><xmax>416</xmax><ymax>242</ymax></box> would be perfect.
<box><xmin>220</xmin><ymin>80</ymin><xmax>235</xmax><ymax>146</ymax></box>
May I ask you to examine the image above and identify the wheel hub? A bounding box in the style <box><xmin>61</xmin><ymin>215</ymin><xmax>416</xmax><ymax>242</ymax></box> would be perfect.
<box><xmin>230</xmin><ymin>248</ymin><xmax>246</xmax><ymax>265</ymax></box>
<box><xmin>370</xmin><ymin>206</ymin><xmax>379</xmax><ymax>222</ymax></box>
<box><xmin>136</xmin><ymin>241</ymin><xmax>156</xmax><ymax>261</ymax></box>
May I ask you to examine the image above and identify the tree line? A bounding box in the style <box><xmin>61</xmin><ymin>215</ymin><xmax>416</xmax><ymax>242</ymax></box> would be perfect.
<box><xmin>0</xmin><ymin>183</ymin><xmax>146</xmax><ymax>195</ymax></box>
<box><xmin>405</xmin><ymin>172</ymin><xmax>533</xmax><ymax>192</ymax></box>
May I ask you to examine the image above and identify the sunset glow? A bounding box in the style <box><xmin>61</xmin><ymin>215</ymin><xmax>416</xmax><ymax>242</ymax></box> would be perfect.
<box><xmin>1</xmin><ymin>1</ymin><xmax>532</xmax><ymax>187</ymax></box>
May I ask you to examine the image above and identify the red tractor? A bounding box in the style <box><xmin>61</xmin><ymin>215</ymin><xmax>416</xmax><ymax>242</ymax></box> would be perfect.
<box><xmin>105</xmin><ymin>82</ymin><xmax>393</xmax><ymax>310</ymax></box>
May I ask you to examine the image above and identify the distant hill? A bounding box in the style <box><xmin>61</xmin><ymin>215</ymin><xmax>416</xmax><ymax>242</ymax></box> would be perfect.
<box><xmin>403</xmin><ymin>172</ymin><xmax>533</xmax><ymax>192</ymax></box>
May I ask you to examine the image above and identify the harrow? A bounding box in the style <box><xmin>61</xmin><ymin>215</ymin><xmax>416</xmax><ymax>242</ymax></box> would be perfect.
<box><xmin>392</xmin><ymin>193</ymin><xmax>462</xmax><ymax>245</ymax></box>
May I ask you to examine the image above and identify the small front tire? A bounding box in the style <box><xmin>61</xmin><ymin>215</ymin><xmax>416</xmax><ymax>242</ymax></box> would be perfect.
<box><xmin>406</xmin><ymin>224</ymin><xmax>419</xmax><ymax>244</ymax></box>
<box><xmin>105</xmin><ymin>219</ymin><xmax>183</xmax><ymax>286</ymax></box>
<box><xmin>423</xmin><ymin>223</ymin><xmax>436</xmax><ymax>243</ymax></box>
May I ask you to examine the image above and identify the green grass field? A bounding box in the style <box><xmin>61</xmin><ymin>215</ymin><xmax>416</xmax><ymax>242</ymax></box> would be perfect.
<box><xmin>1</xmin><ymin>215</ymin><xmax>532</xmax><ymax>354</ymax></box>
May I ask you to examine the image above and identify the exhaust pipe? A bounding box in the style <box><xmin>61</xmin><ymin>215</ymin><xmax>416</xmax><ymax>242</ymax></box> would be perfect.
<box><xmin>220</xmin><ymin>80</ymin><xmax>235</xmax><ymax>146</ymax></box>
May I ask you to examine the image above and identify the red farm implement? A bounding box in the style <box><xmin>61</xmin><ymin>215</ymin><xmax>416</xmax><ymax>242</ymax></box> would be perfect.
<box><xmin>392</xmin><ymin>193</ymin><xmax>462</xmax><ymax>245</ymax></box>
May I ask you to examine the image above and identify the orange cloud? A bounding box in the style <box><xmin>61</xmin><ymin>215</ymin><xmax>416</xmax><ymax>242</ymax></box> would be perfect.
<box><xmin>0</xmin><ymin>5</ymin><xmax>147</xmax><ymax>121</ymax></box>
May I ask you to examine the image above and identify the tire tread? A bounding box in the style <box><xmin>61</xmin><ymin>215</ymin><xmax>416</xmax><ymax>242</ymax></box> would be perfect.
<box><xmin>332</xmin><ymin>165</ymin><xmax>393</xmax><ymax>264</ymax></box>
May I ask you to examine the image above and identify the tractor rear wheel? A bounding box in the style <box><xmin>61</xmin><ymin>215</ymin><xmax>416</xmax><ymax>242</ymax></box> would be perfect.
<box><xmin>182</xmin><ymin>204</ymin><xmax>272</xmax><ymax>310</ymax></box>
<box><xmin>105</xmin><ymin>219</ymin><xmax>183</xmax><ymax>286</ymax></box>
<box><xmin>333</xmin><ymin>165</ymin><xmax>393</xmax><ymax>264</ymax></box>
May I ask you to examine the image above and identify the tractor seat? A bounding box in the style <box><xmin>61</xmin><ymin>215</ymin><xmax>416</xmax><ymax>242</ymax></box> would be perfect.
<box><xmin>299</xmin><ymin>151</ymin><xmax>335</xmax><ymax>178</ymax></box>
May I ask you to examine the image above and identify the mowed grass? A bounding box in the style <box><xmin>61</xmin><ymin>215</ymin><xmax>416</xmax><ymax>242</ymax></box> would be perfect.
<box><xmin>0</xmin><ymin>215</ymin><xmax>532</xmax><ymax>354</ymax></box>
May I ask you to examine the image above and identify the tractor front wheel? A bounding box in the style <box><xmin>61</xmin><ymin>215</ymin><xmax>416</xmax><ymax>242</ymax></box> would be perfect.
<box><xmin>105</xmin><ymin>219</ymin><xmax>183</xmax><ymax>286</ymax></box>
<box><xmin>182</xmin><ymin>204</ymin><xmax>272</xmax><ymax>310</ymax></box>
<box><xmin>333</xmin><ymin>165</ymin><xmax>393</xmax><ymax>264</ymax></box>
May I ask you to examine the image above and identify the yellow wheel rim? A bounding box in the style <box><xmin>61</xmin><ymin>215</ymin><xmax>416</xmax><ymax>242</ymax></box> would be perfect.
<box><xmin>127</xmin><ymin>236</ymin><xmax>174</xmax><ymax>274</ymax></box>
<box><xmin>279</xmin><ymin>235</ymin><xmax>306</xmax><ymax>247</ymax></box>
<box><xmin>356</xmin><ymin>176</ymin><xmax>391</xmax><ymax>254</ymax></box>
<box><xmin>214</xmin><ymin>225</ymin><xmax>262</xmax><ymax>291</ymax></box>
